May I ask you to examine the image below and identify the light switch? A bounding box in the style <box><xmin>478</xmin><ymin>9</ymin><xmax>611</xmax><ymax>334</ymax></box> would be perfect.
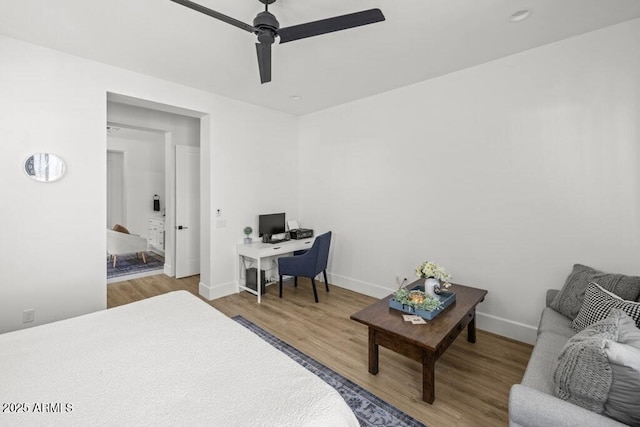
<box><xmin>216</xmin><ymin>219</ymin><xmax>227</xmax><ymax>228</ymax></box>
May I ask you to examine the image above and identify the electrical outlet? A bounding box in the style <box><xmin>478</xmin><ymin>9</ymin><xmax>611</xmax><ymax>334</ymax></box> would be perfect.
<box><xmin>22</xmin><ymin>309</ymin><xmax>35</xmax><ymax>323</ymax></box>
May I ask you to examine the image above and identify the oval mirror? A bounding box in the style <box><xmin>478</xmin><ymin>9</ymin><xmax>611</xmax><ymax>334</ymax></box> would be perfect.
<box><xmin>24</xmin><ymin>153</ymin><xmax>67</xmax><ymax>182</ymax></box>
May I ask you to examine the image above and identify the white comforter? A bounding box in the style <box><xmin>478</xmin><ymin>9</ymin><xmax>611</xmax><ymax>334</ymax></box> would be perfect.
<box><xmin>0</xmin><ymin>291</ymin><xmax>358</xmax><ymax>427</ymax></box>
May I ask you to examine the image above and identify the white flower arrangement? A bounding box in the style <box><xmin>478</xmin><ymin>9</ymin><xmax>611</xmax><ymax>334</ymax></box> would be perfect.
<box><xmin>415</xmin><ymin>260</ymin><xmax>452</xmax><ymax>289</ymax></box>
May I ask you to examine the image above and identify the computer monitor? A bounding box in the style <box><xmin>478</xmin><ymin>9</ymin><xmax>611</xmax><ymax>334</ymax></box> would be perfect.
<box><xmin>258</xmin><ymin>213</ymin><xmax>286</xmax><ymax>237</ymax></box>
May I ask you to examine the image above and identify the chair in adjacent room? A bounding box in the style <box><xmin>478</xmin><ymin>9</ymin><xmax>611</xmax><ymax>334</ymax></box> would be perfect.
<box><xmin>278</xmin><ymin>231</ymin><xmax>332</xmax><ymax>303</ymax></box>
<box><xmin>107</xmin><ymin>227</ymin><xmax>148</xmax><ymax>268</ymax></box>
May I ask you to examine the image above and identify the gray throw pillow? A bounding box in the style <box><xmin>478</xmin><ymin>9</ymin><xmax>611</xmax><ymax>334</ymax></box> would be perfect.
<box><xmin>554</xmin><ymin>313</ymin><xmax>617</xmax><ymax>412</ymax></box>
<box><xmin>554</xmin><ymin>309</ymin><xmax>640</xmax><ymax>425</ymax></box>
<box><xmin>550</xmin><ymin>264</ymin><xmax>640</xmax><ymax>320</ymax></box>
<box><xmin>572</xmin><ymin>283</ymin><xmax>640</xmax><ymax>331</ymax></box>
<box><xmin>604</xmin><ymin>340</ymin><xmax>640</xmax><ymax>426</ymax></box>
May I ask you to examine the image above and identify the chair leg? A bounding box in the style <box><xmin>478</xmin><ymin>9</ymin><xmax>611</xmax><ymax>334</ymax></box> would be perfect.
<box><xmin>323</xmin><ymin>270</ymin><xmax>329</xmax><ymax>292</ymax></box>
<box><xmin>279</xmin><ymin>275</ymin><xmax>283</xmax><ymax>298</ymax></box>
<box><xmin>113</xmin><ymin>256</ymin><xmax>117</xmax><ymax>268</ymax></box>
<box><xmin>294</xmin><ymin>277</ymin><xmax>298</xmax><ymax>288</ymax></box>
<box><xmin>141</xmin><ymin>252</ymin><xmax>146</xmax><ymax>264</ymax></box>
<box><xmin>311</xmin><ymin>278</ymin><xmax>319</xmax><ymax>303</ymax></box>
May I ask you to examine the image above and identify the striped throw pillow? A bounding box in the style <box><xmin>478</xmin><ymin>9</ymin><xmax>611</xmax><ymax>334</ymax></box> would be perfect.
<box><xmin>572</xmin><ymin>283</ymin><xmax>640</xmax><ymax>331</ymax></box>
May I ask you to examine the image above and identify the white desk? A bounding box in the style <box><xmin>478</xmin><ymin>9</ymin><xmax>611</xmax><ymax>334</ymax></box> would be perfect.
<box><xmin>236</xmin><ymin>238</ymin><xmax>315</xmax><ymax>303</ymax></box>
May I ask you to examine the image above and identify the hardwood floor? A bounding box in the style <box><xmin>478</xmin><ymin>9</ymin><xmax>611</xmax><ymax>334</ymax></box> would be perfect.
<box><xmin>108</xmin><ymin>274</ymin><xmax>532</xmax><ymax>427</ymax></box>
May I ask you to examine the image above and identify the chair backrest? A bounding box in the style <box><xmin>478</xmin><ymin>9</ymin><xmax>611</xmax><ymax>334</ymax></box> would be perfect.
<box><xmin>313</xmin><ymin>231</ymin><xmax>332</xmax><ymax>274</ymax></box>
<box><xmin>107</xmin><ymin>228</ymin><xmax>147</xmax><ymax>255</ymax></box>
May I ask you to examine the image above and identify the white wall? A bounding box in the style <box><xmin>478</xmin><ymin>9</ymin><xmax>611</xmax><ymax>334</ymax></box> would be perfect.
<box><xmin>107</xmin><ymin>128</ymin><xmax>165</xmax><ymax>236</ymax></box>
<box><xmin>0</xmin><ymin>34</ymin><xmax>298</xmax><ymax>333</ymax></box>
<box><xmin>298</xmin><ymin>19</ymin><xmax>640</xmax><ymax>343</ymax></box>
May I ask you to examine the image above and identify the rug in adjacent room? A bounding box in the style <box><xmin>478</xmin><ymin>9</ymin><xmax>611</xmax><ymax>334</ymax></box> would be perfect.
<box><xmin>107</xmin><ymin>252</ymin><xmax>164</xmax><ymax>279</ymax></box>
<box><xmin>232</xmin><ymin>315</ymin><xmax>426</xmax><ymax>427</ymax></box>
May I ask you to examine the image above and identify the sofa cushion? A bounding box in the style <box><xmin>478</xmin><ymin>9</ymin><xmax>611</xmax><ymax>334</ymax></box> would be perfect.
<box><xmin>572</xmin><ymin>283</ymin><xmax>640</xmax><ymax>331</ymax></box>
<box><xmin>550</xmin><ymin>264</ymin><xmax>640</xmax><ymax>320</ymax></box>
<box><xmin>522</xmin><ymin>332</ymin><xmax>570</xmax><ymax>394</ymax></box>
<box><xmin>554</xmin><ymin>309</ymin><xmax>640</xmax><ymax>425</ymax></box>
<box><xmin>537</xmin><ymin>307</ymin><xmax>575</xmax><ymax>338</ymax></box>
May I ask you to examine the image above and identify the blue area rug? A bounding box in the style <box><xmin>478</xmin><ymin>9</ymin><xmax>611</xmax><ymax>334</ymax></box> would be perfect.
<box><xmin>107</xmin><ymin>252</ymin><xmax>164</xmax><ymax>279</ymax></box>
<box><xmin>232</xmin><ymin>315</ymin><xmax>425</xmax><ymax>427</ymax></box>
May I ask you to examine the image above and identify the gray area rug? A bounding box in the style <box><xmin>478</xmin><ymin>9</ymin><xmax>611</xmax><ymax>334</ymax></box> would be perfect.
<box><xmin>107</xmin><ymin>252</ymin><xmax>164</xmax><ymax>279</ymax></box>
<box><xmin>232</xmin><ymin>315</ymin><xmax>426</xmax><ymax>427</ymax></box>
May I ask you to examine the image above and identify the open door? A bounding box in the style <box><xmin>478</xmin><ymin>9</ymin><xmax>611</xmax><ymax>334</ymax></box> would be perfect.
<box><xmin>175</xmin><ymin>145</ymin><xmax>200</xmax><ymax>278</ymax></box>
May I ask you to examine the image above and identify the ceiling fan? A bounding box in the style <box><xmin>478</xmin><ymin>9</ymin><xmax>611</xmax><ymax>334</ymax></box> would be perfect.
<box><xmin>170</xmin><ymin>0</ymin><xmax>385</xmax><ymax>84</ymax></box>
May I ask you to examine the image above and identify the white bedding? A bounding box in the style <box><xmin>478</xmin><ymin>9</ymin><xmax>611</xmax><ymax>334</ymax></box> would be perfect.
<box><xmin>0</xmin><ymin>291</ymin><xmax>358</xmax><ymax>427</ymax></box>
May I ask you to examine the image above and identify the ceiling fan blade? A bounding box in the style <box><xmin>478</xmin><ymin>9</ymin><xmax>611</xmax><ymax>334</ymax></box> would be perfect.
<box><xmin>277</xmin><ymin>8</ymin><xmax>384</xmax><ymax>44</ymax></box>
<box><xmin>170</xmin><ymin>0</ymin><xmax>255</xmax><ymax>33</ymax></box>
<box><xmin>255</xmin><ymin>42</ymin><xmax>272</xmax><ymax>84</ymax></box>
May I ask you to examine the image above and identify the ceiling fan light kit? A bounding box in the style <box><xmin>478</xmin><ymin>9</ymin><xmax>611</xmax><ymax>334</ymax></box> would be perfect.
<box><xmin>170</xmin><ymin>0</ymin><xmax>385</xmax><ymax>84</ymax></box>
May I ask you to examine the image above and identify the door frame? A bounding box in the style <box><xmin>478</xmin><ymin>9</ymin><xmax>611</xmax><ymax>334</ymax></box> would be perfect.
<box><xmin>106</xmin><ymin>92</ymin><xmax>209</xmax><ymax>294</ymax></box>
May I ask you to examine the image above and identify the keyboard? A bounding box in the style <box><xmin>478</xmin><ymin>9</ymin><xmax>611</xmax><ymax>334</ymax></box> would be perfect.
<box><xmin>268</xmin><ymin>239</ymin><xmax>287</xmax><ymax>244</ymax></box>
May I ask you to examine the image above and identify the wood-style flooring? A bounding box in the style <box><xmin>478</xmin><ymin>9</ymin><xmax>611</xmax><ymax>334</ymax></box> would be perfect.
<box><xmin>107</xmin><ymin>274</ymin><xmax>532</xmax><ymax>427</ymax></box>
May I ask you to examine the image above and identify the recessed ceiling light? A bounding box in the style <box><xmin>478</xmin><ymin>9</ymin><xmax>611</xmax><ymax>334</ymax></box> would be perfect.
<box><xmin>290</xmin><ymin>95</ymin><xmax>301</xmax><ymax>101</ymax></box>
<box><xmin>509</xmin><ymin>9</ymin><xmax>531</xmax><ymax>23</ymax></box>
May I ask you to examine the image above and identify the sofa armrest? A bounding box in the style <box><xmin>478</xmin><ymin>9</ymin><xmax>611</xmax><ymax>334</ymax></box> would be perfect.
<box><xmin>509</xmin><ymin>384</ymin><xmax>625</xmax><ymax>427</ymax></box>
<box><xmin>545</xmin><ymin>289</ymin><xmax>559</xmax><ymax>307</ymax></box>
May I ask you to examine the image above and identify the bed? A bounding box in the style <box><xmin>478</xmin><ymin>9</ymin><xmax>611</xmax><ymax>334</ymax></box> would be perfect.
<box><xmin>0</xmin><ymin>291</ymin><xmax>358</xmax><ymax>426</ymax></box>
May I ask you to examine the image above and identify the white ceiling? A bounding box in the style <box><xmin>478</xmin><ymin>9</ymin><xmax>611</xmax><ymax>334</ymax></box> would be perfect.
<box><xmin>1</xmin><ymin>0</ymin><xmax>640</xmax><ymax>116</ymax></box>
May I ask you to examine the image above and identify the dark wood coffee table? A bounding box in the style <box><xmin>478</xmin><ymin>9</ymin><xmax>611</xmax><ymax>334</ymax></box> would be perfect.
<box><xmin>350</xmin><ymin>282</ymin><xmax>487</xmax><ymax>404</ymax></box>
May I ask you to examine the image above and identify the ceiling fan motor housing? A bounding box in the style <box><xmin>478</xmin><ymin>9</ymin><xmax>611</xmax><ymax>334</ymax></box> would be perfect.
<box><xmin>254</xmin><ymin>11</ymin><xmax>278</xmax><ymax>44</ymax></box>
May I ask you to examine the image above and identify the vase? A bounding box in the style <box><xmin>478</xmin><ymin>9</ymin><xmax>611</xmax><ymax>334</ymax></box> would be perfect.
<box><xmin>425</xmin><ymin>278</ymin><xmax>439</xmax><ymax>297</ymax></box>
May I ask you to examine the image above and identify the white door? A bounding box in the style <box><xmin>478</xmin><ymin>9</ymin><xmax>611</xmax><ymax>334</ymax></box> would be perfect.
<box><xmin>175</xmin><ymin>145</ymin><xmax>200</xmax><ymax>278</ymax></box>
<box><xmin>106</xmin><ymin>151</ymin><xmax>125</xmax><ymax>228</ymax></box>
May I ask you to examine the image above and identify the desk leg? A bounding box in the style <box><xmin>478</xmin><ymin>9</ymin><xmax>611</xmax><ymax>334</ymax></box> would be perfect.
<box><xmin>467</xmin><ymin>308</ymin><xmax>477</xmax><ymax>343</ymax></box>
<box><xmin>422</xmin><ymin>350</ymin><xmax>435</xmax><ymax>404</ymax></box>
<box><xmin>368</xmin><ymin>328</ymin><xmax>379</xmax><ymax>375</ymax></box>
<box><xmin>256</xmin><ymin>257</ymin><xmax>262</xmax><ymax>304</ymax></box>
<box><xmin>237</xmin><ymin>255</ymin><xmax>242</xmax><ymax>294</ymax></box>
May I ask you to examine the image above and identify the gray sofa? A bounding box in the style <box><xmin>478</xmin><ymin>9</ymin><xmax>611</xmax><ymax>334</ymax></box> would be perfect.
<box><xmin>508</xmin><ymin>289</ymin><xmax>627</xmax><ymax>427</ymax></box>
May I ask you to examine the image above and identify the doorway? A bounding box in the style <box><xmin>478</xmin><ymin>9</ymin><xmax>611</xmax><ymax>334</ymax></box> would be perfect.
<box><xmin>106</xmin><ymin>94</ymin><xmax>203</xmax><ymax>284</ymax></box>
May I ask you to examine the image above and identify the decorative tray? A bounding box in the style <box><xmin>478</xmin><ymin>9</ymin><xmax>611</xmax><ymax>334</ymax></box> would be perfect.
<box><xmin>389</xmin><ymin>284</ymin><xmax>456</xmax><ymax>320</ymax></box>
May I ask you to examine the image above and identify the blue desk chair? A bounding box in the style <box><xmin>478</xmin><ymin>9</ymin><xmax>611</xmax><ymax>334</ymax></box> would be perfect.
<box><xmin>278</xmin><ymin>231</ymin><xmax>332</xmax><ymax>303</ymax></box>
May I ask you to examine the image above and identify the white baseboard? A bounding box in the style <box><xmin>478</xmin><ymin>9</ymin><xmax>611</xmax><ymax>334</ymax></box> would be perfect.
<box><xmin>199</xmin><ymin>280</ymin><xmax>237</xmax><ymax>300</ymax></box>
<box><xmin>476</xmin><ymin>312</ymin><xmax>537</xmax><ymax>345</ymax></box>
<box><xmin>328</xmin><ymin>272</ymin><xmax>537</xmax><ymax>345</ymax></box>
<box><xmin>328</xmin><ymin>273</ymin><xmax>397</xmax><ymax>299</ymax></box>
